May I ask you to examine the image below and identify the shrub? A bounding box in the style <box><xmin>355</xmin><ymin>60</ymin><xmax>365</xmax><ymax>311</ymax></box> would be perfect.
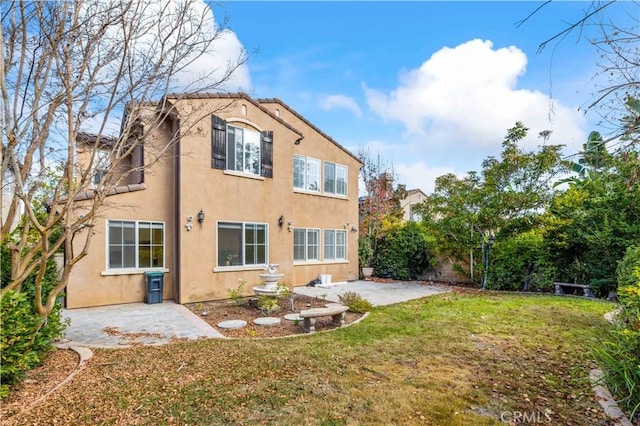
<box><xmin>592</xmin><ymin>245</ymin><xmax>640</xmax><ymax>422</ymax></box>
<box><xmin>372</xmin><ymin>222</ymin><xmax>435</xmax><ymax>280</ymax></box>
<box><xmin>616</xmin><ymin>244</ymin><xmax>640</xmax><ymax>289</ymax></box>
<box><xmin>256</xmin><ymin>295</ymin><xmax>280</xmax><ymax>316</ymax></box>
<box><xmin>487</xmin><ymin>230</ymin><xmax>555</xmax><ymax>291</ymax></box>
<box><xmin>0</xmin><ymin>241</ymin><xmax>67</xmax><ymax>398</ymax></box>
<box><xmin>1</xmin><ymin>288</ymin><xmax>67</xmax><ymax>398</ymax></box>
<box><xmin>226</xmin><ymin>280</ymin><xmax>246</xmax><ymax>306</ymax></box>
<box><xmin>338</xmin><ymin>291</ymin><xmax>373</xmax><ymax>313</ymax></box>
<box><xmin>358</xmin><ymin>236</ymin><xmax>373</xmax><ymax>268</ymax></box>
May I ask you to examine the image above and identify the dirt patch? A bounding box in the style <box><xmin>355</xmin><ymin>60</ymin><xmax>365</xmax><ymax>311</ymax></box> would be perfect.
<box><xmin>186</xmin><ymin>293</ymin><xmax>364</xmax><ymax>338</ymax></box>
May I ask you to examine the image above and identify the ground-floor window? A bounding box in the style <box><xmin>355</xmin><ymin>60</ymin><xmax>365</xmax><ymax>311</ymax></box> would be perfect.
<box><xmin>323</xmin><ymin>229</ymin><xmax>347</xmax><ymax>261</ymax></box>
<box><xmin>293</xmin><ymin>228</ymin><xmax>347</xmax><ymax>262</ymax></box>
<box><xmin>218</xmin><ymin>222</ymin><xmax>268</xmax><ymax>266</ymax></box>
<box><xmin>293</xmin><ymin>228</ymin><xmax>320</xmax><ymax>261</ymax></box>
<box><xmin>107</xmin><ymin>220</ymin><xmax>164</xmax><ymax>269</ymax></box>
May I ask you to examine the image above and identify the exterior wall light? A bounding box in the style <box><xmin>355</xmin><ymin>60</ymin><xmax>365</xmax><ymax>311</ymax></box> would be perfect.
<box><xmin>197</xmin><ymin>209</ymin><xmax>205</xmax><ymax>223</ymax></box>
<box><xmin>278</xmin><ymin>215</ymin><xmax>284</xmax><ymax>227</ymax></box>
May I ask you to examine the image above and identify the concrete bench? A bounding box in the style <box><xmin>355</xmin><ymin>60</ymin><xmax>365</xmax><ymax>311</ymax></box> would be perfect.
<box><xmin>554</xmin><ymin>282</ymin><xmax>595</xmax><ymax>298</ymax></box>
<box><xmin>299</xmin><ymin>305</ymin><xmax>349</xmax><ymax>333</ymax></box>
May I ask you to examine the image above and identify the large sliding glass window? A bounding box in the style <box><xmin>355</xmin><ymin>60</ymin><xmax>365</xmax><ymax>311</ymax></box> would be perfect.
<box><xmin>107</xmin><ymin>220</ymin><xmax>164</xmax><ymax>269</ymax></box>
<box><xmin>218</xmin><ymin>222</ymin><xmax>267</xmax><ymax>266</ymax></box>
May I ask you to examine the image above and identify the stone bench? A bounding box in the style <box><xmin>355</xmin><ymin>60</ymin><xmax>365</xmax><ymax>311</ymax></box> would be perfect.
<box><xmin>554</xmin><ymin>282</ymin><xmax>595</xmax><ymax>298</ymax></box>
<box><xmin>299</xmin><ymin>305</ymin><xmax>349</xmax><ymax>333</ymax></box>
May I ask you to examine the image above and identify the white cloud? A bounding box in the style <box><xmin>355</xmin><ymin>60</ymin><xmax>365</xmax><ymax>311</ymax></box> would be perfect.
<box><xmin>318</xmin><ymin>94</ymin><xmax>363</xmax><ymax>118</ymax></box>
<box><xmin>364</xmin><ymin>38</ymin><xmax>586</xmax><ymax>161</ymax></box>
<box><xmin>395</xmin><ymin>162</ymin><xmax>457</xmax><ymax>195</ymax></box>
<box><xmin>169</xmin><ymin>0</ymin><xmax>252</xmax><ymax>92</ymax></box>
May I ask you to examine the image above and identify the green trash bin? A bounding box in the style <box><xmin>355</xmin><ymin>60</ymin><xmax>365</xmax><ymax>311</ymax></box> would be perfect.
<box><xmin>144</xmin><ymin>271</ymin><xmax>164</xmax><ymax>304</ymax></box>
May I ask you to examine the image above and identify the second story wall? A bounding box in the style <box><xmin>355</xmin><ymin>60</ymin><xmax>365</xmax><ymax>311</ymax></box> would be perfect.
<box><xmin>172</xmin><ymin>94</ymin><xmax>362</xmax><ymax>301</ymax></box>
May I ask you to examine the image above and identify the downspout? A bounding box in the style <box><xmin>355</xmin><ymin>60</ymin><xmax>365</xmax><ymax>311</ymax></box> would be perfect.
<box><xmin>173</xmin><ymin>117</ymin><xmax>182</xmax><ymax>303</ymax></box>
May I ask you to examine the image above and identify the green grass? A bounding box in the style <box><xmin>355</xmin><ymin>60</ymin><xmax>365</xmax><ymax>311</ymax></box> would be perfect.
<box><xmin>9</xmin><ymin>291</ymin><xmax>615</xmax><ymax>425</ymax></box>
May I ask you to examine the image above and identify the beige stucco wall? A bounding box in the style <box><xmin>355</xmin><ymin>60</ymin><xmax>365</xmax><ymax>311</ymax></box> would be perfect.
<box><xmin>66</xmin><ymin>120</ymin><xmax>176</xmax><ymax>308</ymax></box>
<box><xmin>66</xmin><ymin>95</ymin><xmax>362</xmax><ymax>307</ymax></box>
<box><xmin>175</xmin><ymin>98</ymin><xmax>362</xmax><ymax>303</ymax></box>
<box><xmin>400</xmin><ymin>190</ymin><xmax>427</xmax><ymax>221</ymax></box>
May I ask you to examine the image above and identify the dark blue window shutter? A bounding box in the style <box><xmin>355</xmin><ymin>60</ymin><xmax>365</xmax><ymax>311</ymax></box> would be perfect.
<box><xmin>211</xmin><ymin>115</ymin><xmax>226</xmax><ymax>169</ymax></box>
<box><xmin>261</xmin><ymin>130</ymin><xmax>273</xmax><ymax>178</ymax></box>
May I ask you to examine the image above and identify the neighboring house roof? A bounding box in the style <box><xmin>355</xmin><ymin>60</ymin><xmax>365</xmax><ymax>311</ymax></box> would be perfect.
<box><xmin>406</xmin><ymin>188</ymin><xmax>427</xmax><ymax>198</ymax></box>
<box><xmin>256</xmin><ymin>97</ymin><xmax>363</xmax><ymax>165</ymax></box>
<box><xmin>76</xmin><ymin>132</ymin><xmax>118</xmax><ymax>147</ymax></box>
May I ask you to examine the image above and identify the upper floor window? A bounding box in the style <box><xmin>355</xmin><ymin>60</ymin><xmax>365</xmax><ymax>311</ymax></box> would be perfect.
<box><xmin>410</xmin><ymin>205</ymin><xmax>422</xmax><ymax>222</ymax></box>
<box><xmin>293</xmin><ymin>228</ymin><xmax>320</xmax><ymax>262</ymax></box>
<box><xmin>107</xmin><ymin>220</ymin><xmax>164</xmax><ymax>269</ymax></box>
<box><xmin>293</xmin><ymin>155</ymin><xmax>321</xmax><ymax>192</ymax></box>
<box><xmin>218</xmin><ymin>221</ymin><xmax>268</xmax><ymax>267</ymax></box>
<box><xmin>324</xmin><ymin>162</ymin><xmax>348</xmax><ymax>196</ymax></box>
<box><xmin>92</xmin><ymin>149</ymin><xmax>110</xmax><ymax>186</ymax></box>
<box><xmin>227</xmin><ymin>125</ymin><xmax>261</xmax><ymax>175</ymax></box>
<box><xmin>211</xmin><ymin>115</ymin><xmax>273</xmax><ymax>178</ymax></box>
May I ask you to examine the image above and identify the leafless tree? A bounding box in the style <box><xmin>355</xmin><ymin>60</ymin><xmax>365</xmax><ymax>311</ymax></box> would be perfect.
<box><xmin>0</xmin><ymin>0</ymin><xmax>246</xmax><ymax>318</ymax></box>
<box><xmin>521</xmin><ymin>1</ymin><xmax>639</xmax><ymax>139</ymax></box>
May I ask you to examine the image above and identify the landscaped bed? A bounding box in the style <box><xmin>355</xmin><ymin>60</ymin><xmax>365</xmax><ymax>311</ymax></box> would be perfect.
<box><xmin>185</xmin><ymin>293</ymin><xmax>365</xmax><ymax>338</ymax></box>
<box><xmin>2</xmin><ymin>288</ymin><xmax>618</xmax><ymax>425</ymax></box>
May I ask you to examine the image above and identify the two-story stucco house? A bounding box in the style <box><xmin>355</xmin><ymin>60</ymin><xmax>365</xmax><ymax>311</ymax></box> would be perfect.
<box><xmin>66</xmin><ymin>93</ymin><xmax>362</xmax><ymax>308</ymax></box>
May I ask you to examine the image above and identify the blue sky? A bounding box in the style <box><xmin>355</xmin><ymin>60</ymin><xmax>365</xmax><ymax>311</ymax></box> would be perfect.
<box><xmin>202</xmin><ymin>1</ymin><xmax>634</xmax><ymax>194</ymax></box>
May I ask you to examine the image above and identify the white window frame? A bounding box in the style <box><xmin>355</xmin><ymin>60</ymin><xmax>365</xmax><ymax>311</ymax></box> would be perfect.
<box><xmin>92</xmin><ymin>149</ymin><xmax>110</xmax><ymax>187</ymax></box>
<box><xmin>293</xmin><ymin>228</ymin><xmax>320</xmax><ymax>262</ymax></box>
<box><xmin>293</xmin><ymin>155</ymin><xmax>321</xmax><ymax>192</ymax></box>
<box><xmin>323</xmin><ymin>229</ymin><xmax>347</xmax><ymax>261</ymax></box>
<box><xmin>323</xmin><ymin>161</ymin><xmax>348</xmax><ymax>196</ymax></box>
<box><xmin>226</xmin><ymin>124</ymin><xmax>261</xmax><ymax>175</ymax></box>
<box><xmin>217</xmin><ymin>221</ymin><xmax>269</xmax><ymax>267</ymax></box>
<box><xmin>106</xmin><ymin>220</ymin><xmax>165</xmax><ymax>270</ymax></box>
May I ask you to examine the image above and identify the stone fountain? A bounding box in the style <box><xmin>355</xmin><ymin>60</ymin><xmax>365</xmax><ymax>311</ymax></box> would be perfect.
<box><xmin>253</xmin><ymin>263</ymin><xmax>285</xmax><ymax>296</ymax></box>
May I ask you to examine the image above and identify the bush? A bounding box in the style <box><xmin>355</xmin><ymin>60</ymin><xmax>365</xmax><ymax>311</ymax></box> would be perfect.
<box><xmin>256</xmin><ymin>295</ymin><xmax>280</xmax><ymax>316</ymax></box>
<box><xmin>616</xmin><ymin>244</ymin><xmax>640</xmax><ymax>289</ymax></box>
<box><xmin>592</xmin><ymin>245</ymin><xmax>640</xmax><ymax>422</ymax></box>
<box><xmin>0</xmin><ymin>289</ymin><xmax>67</xmax><ymax>398</ymax></box>
<box><xmin>226</xmin><ymin>280</ymin><xmax>246</xmax><ymax>306</ymax></box>
<box><xmin>487</xmin><ymin>230</ymin><xmax>555</xmax><ymax>291</ymax></box>
<box><xmin>358</xmin><ymin>236</ymin><xmax>373</xmax><ymax>268</ymax></box>
<box><xmin>0</xmin><ymin>242</ymin><xmax>67</xmax><ymax>398</ymax></box>
<box><xmin>372</xmin><ymin>222</ymin><xmax>435</xmax><ymax>280</ymax></box>
<box><xmin>338</xmin><ymin>291</ymin><xmax>373</xmax><ymax>313</ymax></box>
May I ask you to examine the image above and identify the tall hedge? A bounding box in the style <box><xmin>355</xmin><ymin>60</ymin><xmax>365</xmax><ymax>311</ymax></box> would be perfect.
<box><xmin>372</xmin><ymin>222</ymin><xmax>435</xmax><ymax>280</ymax></box>
<box><xmin>487</xmin><ymin>229</ymin><xmax>555</xmax><ymax>291</ymax></box>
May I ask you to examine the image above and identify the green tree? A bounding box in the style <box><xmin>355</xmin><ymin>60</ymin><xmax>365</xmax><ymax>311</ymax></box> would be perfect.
<box><xmin>546</xmin><ymin>97</ymin><xmax>640</xmax><ymax>295</ymax></box>
<box><xmin>418</xmin><ymin>122</ymin><xmax>565</xmax><ymax>284</ymax></box>
<box><xmin>358</xmin><ymin>149</ymin><xmax>407</xmax><ymax>268</ymax></box>
<box><xmin>546</xmin><ymin>149</ymin><xmax>640</xmax><ymax>295</ymax></box>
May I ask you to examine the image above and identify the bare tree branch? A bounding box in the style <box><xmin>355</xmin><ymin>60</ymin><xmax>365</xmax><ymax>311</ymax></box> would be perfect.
<box><xmin>1</xmin><ymin>0</ymin><xmax>247</xmax><ymax>318</ymax></box>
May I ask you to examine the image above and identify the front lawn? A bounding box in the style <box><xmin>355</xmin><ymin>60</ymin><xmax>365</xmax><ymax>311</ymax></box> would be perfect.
<box><xmin>4</xmin><ymin>290</ymin><xmax>614</xmax><ymax>425</ymax></box>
